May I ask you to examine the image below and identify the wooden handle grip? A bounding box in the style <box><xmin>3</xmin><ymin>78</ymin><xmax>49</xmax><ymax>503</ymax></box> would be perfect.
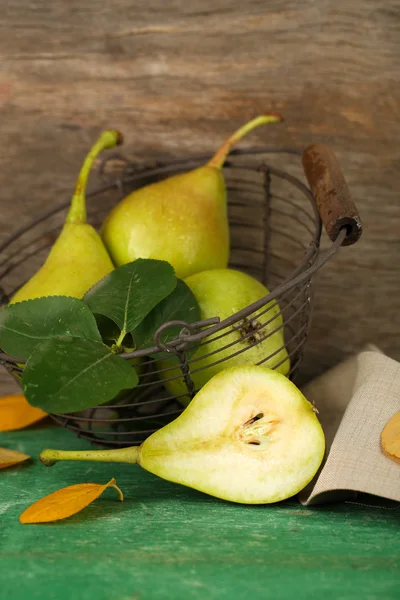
<box><xmin>302</xmin><ymin>143</ymin><xmax>362</xmax><ymax>246</ymax></box>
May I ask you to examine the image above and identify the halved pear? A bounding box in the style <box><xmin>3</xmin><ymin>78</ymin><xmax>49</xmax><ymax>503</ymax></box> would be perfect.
<box><xmin>40</xmin><ymin>366</ymin><xmax>325</xmax><ymax>504</ymax></box>
<box><xmin>141</xmin><ymin>366</ymin><xmax>324</xmax><ymax>503</ymax></box>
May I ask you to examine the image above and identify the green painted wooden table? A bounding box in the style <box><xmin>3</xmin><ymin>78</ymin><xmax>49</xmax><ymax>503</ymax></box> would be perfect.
<box><xmin>1</xmin><ymin>425</ymin><xmax>399</xmax><ymax>600</ymax></box>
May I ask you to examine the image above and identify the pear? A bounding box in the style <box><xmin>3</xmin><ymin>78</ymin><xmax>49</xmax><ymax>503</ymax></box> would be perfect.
<box><xmin>10</xmin><ymin>131</ymin><xmax>121</xmax><ymax>304</ymax></box>
<box><xmin>101</xmin><ymin>115</ymin><xmax>282</xmax><ymax>279</ymax></box>
<box><xmin>157</xmin><ymin>269</ymin><xmax>290</xmax><ymax>404</ymax></box>
<box><xmin>40</xmin><ymin>366</ymin><xmax>325</xmax><ymax>504</ymax></box>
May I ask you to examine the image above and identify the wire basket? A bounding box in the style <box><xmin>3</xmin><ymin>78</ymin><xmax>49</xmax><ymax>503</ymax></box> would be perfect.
<box><xmin>0</xmin><ymin>143</ymin><xmax>362</xmax><ymax>447</ymax></box>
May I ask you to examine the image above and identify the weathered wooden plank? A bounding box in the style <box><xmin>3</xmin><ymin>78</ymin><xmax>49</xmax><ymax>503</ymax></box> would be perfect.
<box><xmin>0</xmin><ymin>0</ymin><xmax>399</xmax><ymax>395</ymax></box>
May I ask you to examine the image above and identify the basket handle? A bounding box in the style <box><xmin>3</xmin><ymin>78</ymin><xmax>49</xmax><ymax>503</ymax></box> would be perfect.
<box><xmin>302</xmin><ymin>143</ymin><xmax>362</xmax><ymax>246</ymax></box>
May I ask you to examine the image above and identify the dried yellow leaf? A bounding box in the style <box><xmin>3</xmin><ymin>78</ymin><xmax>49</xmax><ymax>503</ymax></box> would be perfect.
<box><xmin>0</xmin><ymin>394</ymin><xmax>48</xmax><ymax>432</ymax></box>
<box><xmin>19</xmin><ymin>478</ymin><xmax>124</xmax><ymax>524</ymax></box>
<box><xmin>381</xmin><ymin>411</ymin><xmax>400</xmax><ymax>464</ymax></box>
<box><xmin>0</xmin><ymin>447</ymin><xmax>31</xmax><ymax>470</ymax></box>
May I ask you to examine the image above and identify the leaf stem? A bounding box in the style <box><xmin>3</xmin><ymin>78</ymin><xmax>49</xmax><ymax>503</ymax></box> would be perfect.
<box><xmin>115</xmin><ymin>328</ymin><xmax>127</xmax><ymax>350</ymax></box>
<box><xmin>109</xmin><ymin>478</ymin><xmax>124</xmax><ymax>502</ymax></box>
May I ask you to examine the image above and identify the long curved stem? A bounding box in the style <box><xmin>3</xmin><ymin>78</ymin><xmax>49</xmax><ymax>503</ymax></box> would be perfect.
<box><xmin>40</xmin><ymin>446</ymin><xmax>140</xmax><ymax>466</ymax></box>
<box><xmin>207</xmin><ymin>114</ymin><xmax>283</xmax><ymax>170</ymax></box>
<box><xmin>66</xmin><ymin>130</ymin><xmax>123</xmax><ymax>224</ymax></box>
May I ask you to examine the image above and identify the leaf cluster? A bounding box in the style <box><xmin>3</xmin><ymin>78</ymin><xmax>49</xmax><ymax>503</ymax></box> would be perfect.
<box><xmin>0</xmin><ymin>259</ymin><xmax>200</xmax><ymax>414</ymax></box>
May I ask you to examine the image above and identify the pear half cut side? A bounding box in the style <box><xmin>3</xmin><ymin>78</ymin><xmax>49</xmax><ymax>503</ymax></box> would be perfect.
<box><xmin>40</xmin><ymin>366</ymin><xmax>325</xmax><ymax>505</ymax></box>
<box><xmin>141</xmin><ymin>366</ymin><xmax>325</xmax><ymax>504</ymax></box>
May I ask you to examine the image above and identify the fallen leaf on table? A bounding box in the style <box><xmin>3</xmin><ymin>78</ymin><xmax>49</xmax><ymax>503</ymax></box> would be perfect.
<box><xmin>0</xmin><ymin>447</ymin><xmax>31</xmax><ymax>470</ymax></box>
<box><xmin>0</xmin><ymin>394</ymin><xmax>48</xmax><ymax>432</ymax></box>
<box><xmin>381</xmin><ymin>410</ymin><xmax>400</xmax><ymax>464</ymax></box>
<box><xmin>19</xmin><ymin>478</ymin><xmax>124</xmax><ymax>524</ymax></box>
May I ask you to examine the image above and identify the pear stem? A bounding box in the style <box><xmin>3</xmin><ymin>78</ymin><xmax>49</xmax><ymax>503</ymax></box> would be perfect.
<box><xmin>66</xmin><ymin>130</ymin><xmax>123</xmax><ymax>224</ymax></box>
<box><xmin>40</xmin><ymin>446</ymin><xmax>140</xmax><ymax>467</ymax></box>
<box><xmin>207</xmin><ymin>114</ymin><xmax>283</xmax><ymax>170</ymax></box>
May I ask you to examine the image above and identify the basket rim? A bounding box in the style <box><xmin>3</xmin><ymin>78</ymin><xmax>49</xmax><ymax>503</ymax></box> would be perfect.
<box><xmin>0</xmin><ymin>146</ymin><xmax>327</xmax><ymax>366</ymax></box>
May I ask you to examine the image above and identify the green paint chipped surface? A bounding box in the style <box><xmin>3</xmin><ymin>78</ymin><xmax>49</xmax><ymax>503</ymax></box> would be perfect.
<box><xmin>0</xmin><ymin>426</ymin><xmax>399</xmax><ymax>600</ymax></box>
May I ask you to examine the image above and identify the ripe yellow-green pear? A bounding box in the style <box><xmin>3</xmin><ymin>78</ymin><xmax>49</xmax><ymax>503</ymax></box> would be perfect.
<box><xmin>10</xmin><ymin>131</ymin><xmax>120</xmax><ymax>304</ymax></box>
<box><xmin>40</xmin><ymin>366</ymin><xmax>325</xmax><ymax>504</ymax></box>
<box><xmin>101</xmin><ymin>114</ymin><xmax>283</xmax><ymax>279</ymax></box>
<box><xmin>157</xmin><ymin>268</ymin><xmax>290</xmax><ymax>404</ymax></box>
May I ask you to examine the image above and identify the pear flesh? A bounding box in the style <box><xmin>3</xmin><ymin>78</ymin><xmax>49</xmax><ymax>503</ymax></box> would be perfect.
<box><xmin>101</xmin><ymin>115</ymin><xmax>282</xmax><ymax>280</ymax></box>
<box><xmin>141</xmin><ymin>367</ymin><xmax>324</xmax><ymax>503</ymax></box>
<box><xmin>158</xmin><ymin>268</ymin><xmax>290</xmax><ymax>403</ymax></box>
<box><xmin>40</xmin><ymin>366</ymin><xmax>325</xmax><ymax>504</ymax></box>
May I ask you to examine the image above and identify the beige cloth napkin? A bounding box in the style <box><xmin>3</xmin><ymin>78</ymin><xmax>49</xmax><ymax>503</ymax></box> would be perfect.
<box><xmin>298</xmin><ymin>346</ymin><xmax>400</xmax><ymax>505</ymax></box>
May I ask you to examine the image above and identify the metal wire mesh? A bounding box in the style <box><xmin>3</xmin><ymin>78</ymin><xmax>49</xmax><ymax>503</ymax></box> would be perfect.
<box><xmin>0</xmin><ymin>147</ymin><xmax>334</xmax><ymax>447</ymax></box>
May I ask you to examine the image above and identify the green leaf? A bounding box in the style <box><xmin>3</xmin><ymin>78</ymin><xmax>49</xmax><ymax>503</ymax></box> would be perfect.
<box><xmin>22</xmin><ymin>337</ymin><xmax>138</xmax><ymax>414</ymax></box>
<box><xmin>84</xmin><ymin>259</ymin><xmax>177</xmax><ymax>336</ymax></box>
<box><xmin>0</xmin><ymin>297</ymin><xmax>102</xmax><ymax>361</ymax></box>
<box><xmin>132</xmin><ymin>279</ymin><xmax>201</xmax><ymax>358</ymax></box>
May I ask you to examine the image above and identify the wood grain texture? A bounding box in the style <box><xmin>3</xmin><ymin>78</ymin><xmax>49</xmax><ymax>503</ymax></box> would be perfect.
<box><xmin>0</xmin><ymin>426</ymin><xmax>399</xmax><ymax>600</ymax></box>
<box><xmin>1</xmin><ymin>0</ymin><xmax>400</xmax><ymax>396</ymax></box>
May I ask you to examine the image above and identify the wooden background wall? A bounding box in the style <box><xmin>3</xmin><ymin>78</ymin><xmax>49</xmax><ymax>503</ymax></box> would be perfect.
<box><xmin>1</xmin><ymin>0</ymin><xmax>399</xmax><ymax>393</ymax></box>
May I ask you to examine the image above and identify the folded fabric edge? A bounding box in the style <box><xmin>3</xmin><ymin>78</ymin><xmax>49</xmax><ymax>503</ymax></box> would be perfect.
<box><xmin>296</xmin><ymin>344</ymin><xmax>397</xmax><ymax>507</ymax></box>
